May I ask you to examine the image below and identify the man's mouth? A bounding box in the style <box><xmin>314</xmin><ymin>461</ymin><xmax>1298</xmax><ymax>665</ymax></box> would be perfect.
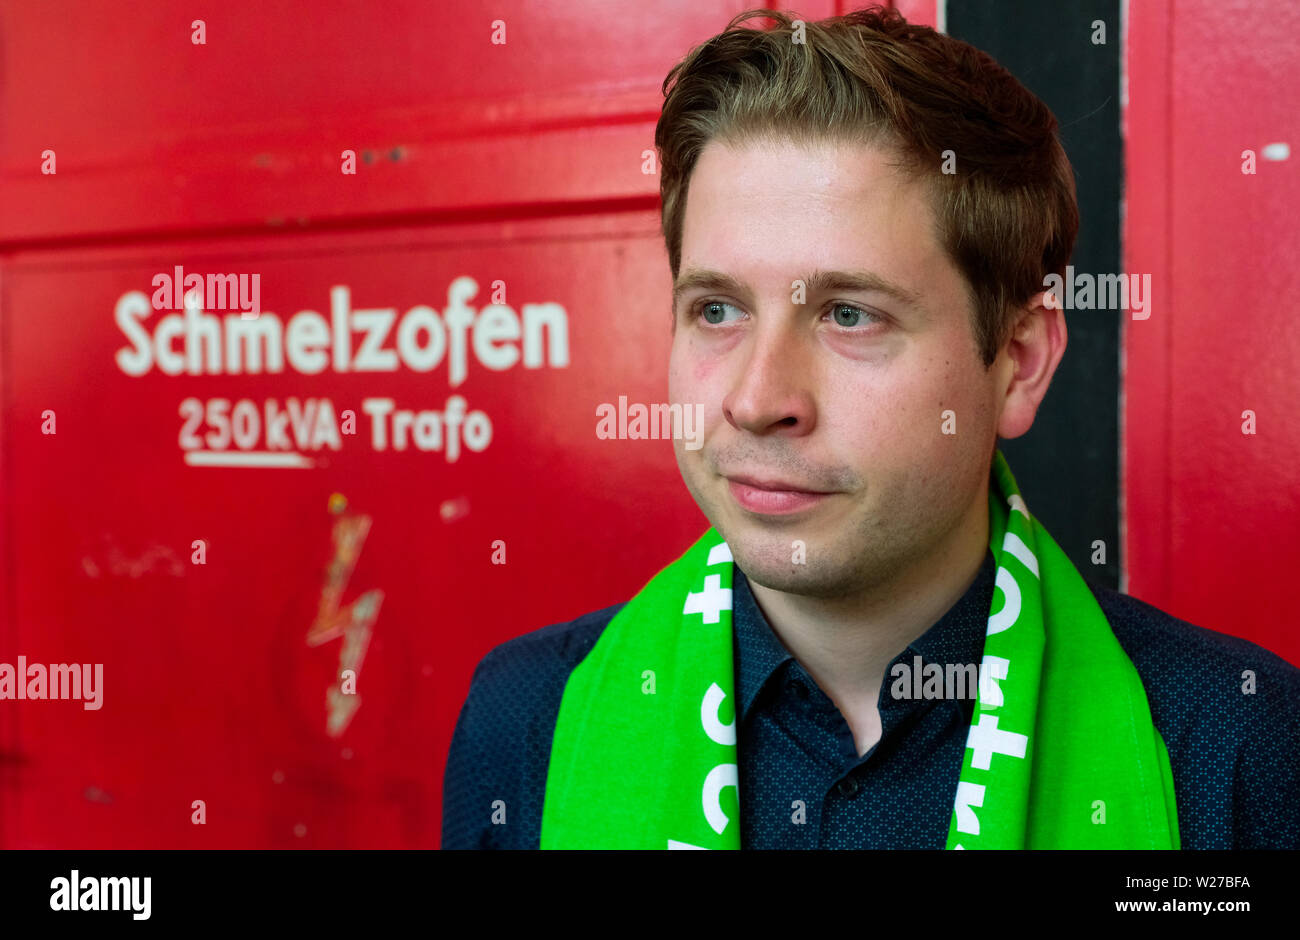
<box><xmin>724</xmin><ymin>474</ymin><xmax>835</xmax><ymax>516</ymax></box>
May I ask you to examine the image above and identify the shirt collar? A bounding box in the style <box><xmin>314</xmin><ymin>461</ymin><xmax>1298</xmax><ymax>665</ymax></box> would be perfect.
<box><xmin>731</xmin><ymin>548</ymin><xmax>998</xmax><ymax>725</ymax></box>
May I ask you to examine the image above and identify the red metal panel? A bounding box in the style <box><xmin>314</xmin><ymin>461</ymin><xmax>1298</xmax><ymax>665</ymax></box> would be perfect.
<box><xmin>779</xmin><ymin>1</ymin><xmax>937</xmax><ymax>28</ymax></box>
<box><xmin>0</xmin><ymin>1</ymin><xmax>763</xmax><ymax>847</ymax></box>
<box><xmin>1122</xmin><ymin>0</ymin><xmax>1174</xmax><ymax>603</ymax></box>
<box><xmin>1</xmin><ymin>215</ymin><xmax>707</xmax><ymax>847</ymax></box>
<box><xmin>0</xmin><ymin>0</ymin><xmax>740</xmax><ymax>244</ymax></box>
<box><xmin>890</xmin><ymin>0</ymin><xmax>938</xmax><ymax>30</ymax></box>
<box><xmin>1124</xmin><ymin>0</ymin><xmax>1300</xmax><ymax>663</ymax></box>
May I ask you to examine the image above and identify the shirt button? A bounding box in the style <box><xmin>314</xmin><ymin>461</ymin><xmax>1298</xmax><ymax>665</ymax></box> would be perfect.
<box><xmin>837</xmin><ymin>777</ymin><xmax>859</xmax><ymax>797</ymax></box>
<box><xmin>791</xmin><ymin>681</ymin><xmax>809</xmax><ymax>700</ymax></box>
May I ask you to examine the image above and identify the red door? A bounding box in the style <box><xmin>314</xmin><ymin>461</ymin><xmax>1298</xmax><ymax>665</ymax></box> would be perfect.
<box><xmin>1124</xmin><ymin>0</ymin><xmax>1300</xmax><ymax>664</ymax></box>
<box><xmin>0</xmin><ymin>0</ymin><xmax>772</xmax><ymax>848</ymax></box>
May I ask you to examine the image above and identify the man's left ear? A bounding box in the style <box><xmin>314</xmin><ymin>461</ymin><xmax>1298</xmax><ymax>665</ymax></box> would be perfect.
<box><xmin>995</xmin><ymin>290</ymin><xmax>1068</xmax><ymax>440</ymax></box>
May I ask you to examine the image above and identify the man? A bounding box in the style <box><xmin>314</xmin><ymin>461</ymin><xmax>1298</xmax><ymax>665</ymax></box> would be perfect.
<box><xmin>442</xmin><ymin>7</ymin><xmax>1299</xmax><ymax>849</ymax></box>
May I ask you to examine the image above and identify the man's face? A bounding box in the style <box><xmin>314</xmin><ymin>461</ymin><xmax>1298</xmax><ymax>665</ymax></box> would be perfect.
<box><xmin>669</xmin><ymin>136</ymin><xmax>1005</xmax><ymax>598</ymax></box>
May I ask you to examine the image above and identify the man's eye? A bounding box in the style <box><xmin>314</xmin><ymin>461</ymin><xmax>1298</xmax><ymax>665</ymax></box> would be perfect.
<box><xmin>827</xmin><ymin>303</ymin><xmax>879</xmax><ymax>328</ymax></box>
<box><xmin>698</xmin><ymin>301</ymin><xmax>743</xmax><ymax>324</ymax></box>
<box><xmin>694</xmin><ymin>301</ymin><xmax>879</xmax><ymax>327</ymax></box>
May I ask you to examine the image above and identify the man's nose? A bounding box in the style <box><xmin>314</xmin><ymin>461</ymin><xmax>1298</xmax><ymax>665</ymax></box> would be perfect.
<box><xmin>721</xmin><ymin>319</ymin><xmax>817</xmax><ymax>436</ymax></box>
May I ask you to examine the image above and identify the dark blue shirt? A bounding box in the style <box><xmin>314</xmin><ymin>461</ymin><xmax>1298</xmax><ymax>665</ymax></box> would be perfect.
<box><xmin>442</xmin><ymin>549</ymin><xmax>1300</xmax><ymax>848</ymax></box>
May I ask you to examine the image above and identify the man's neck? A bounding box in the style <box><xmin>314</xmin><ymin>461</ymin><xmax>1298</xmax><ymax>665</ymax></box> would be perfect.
<box><xmin>746</xmin><ymin>495</ymin><xmax>991</xmax><ymax>720</ymax></box>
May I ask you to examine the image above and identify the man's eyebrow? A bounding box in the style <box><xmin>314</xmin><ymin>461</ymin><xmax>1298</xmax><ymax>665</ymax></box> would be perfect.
<box><xmin>672</xmin><ymin>269</ymin><xmax>746</xmax><ymax>309</ymax></box>
<box><xmin>799</xmin><ymin>269</ymin><xmax>925</xmax><ymax>308</ymax></box>
<box><xmin>672</xmin><ymin>267</ymin><xmax>925</xmax><ymax>310</ymax></box>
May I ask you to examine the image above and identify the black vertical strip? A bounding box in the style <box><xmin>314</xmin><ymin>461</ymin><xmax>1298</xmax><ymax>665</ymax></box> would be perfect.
<box><xmin>945</xmin><ymin>0</ymin><xmax>1123</xmax><ymax>589</ymax></box>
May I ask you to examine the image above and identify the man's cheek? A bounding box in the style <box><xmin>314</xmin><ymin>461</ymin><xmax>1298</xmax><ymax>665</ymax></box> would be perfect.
<box><xmin>673</xmin><ymin>431</ymin><xmax>706</xmax><ymax>474</ymax></box>
<box><xmin>857</xmin><ymin>402</ymin><xmax>945</xmax><ymax>471</ymax></box>
<box><xmin>673</xmin><ymin>342</ymin><xmax>726</xmax><ymax>387</ymax></box>
<box><xmin>669</xmin><ymin>354</ymin><xmax>701</xmax><ymax>401</ymax></box>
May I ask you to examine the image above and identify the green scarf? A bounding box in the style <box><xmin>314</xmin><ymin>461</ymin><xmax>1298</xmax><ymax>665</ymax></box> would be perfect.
<box><xmin>541</xmin><ymin>451</ymin><xmax>1179</xmax><ymax>848</ymax></box>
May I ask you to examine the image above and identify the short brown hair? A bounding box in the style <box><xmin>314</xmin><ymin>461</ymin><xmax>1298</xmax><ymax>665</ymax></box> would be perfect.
<box><xmin>655</xmin><ymin>5</ymin><xmax>1079</xmax><ymax>367</ymax></box>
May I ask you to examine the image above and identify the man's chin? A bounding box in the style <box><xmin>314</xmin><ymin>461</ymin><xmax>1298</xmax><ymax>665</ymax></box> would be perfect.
<box><xmin>720</xmin><ymin>530</ymin><xmax>858</xmax><ymax>599</ymax></box>
<box><xmin>734</xmin><ymin>556</ymin><xmax>861</xmax><ymax>599</ymax></box>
